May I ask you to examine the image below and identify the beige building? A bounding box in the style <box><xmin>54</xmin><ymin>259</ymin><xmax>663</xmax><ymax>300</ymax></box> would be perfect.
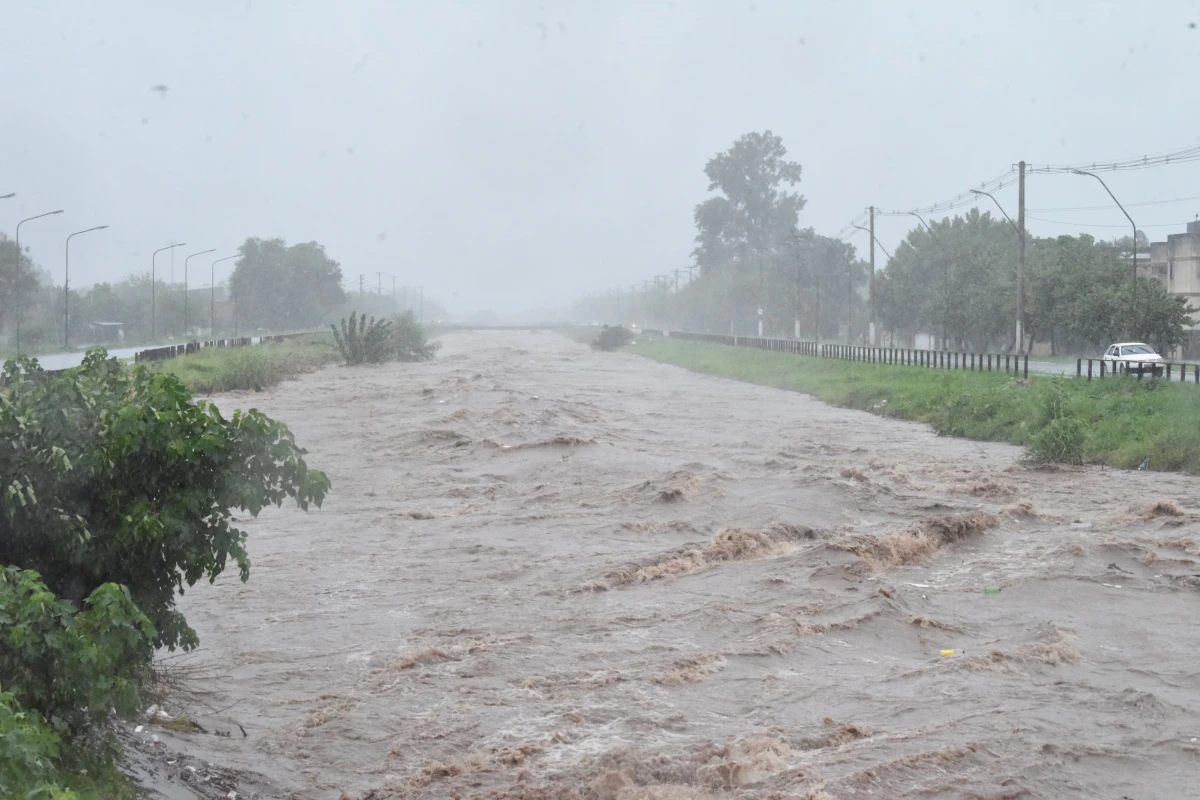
<box><xmin>1147</xmin><ymin>220</ymin><xmax>1200</xmax><ymax>356</ymax></box>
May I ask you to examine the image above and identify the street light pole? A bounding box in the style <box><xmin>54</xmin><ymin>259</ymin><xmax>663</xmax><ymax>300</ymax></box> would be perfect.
<box><xmin>64</xmin><ymin>225</ymin><xmax>109</xmax><ymax>349</ymax></box>
<box><xmin>151</xmin><ymin>243</ymin><xmax>186</xmax><ymax>340</ymax></box>
<box><xmin>1071</xmin><ymin>169</ymin><xmax>1139</xmax><ymax>337</ymax></box>
<box><xmin>13</xmin><ymin>209</ymin><xmax>65</xmax><ymax>354</ymax></box>
<box><xmin>970</xmin><ymin>188</ymin><xmax>1025</xmax><ymax>352</ymax></box>
<box><xmin>210</xmin><ymin>255</ymin><xmax>238</xmax><ymax>338</ymax></box>
<box><xmin>183</xmin><ymin>249</ymin><xmax>215</xmax><ymax>337</ymax></box>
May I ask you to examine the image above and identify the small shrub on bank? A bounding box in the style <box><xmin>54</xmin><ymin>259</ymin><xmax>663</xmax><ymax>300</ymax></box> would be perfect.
<box><xmin>1023</xmin><ymin>382</ymin><xmax>1086</xmax><ymax>465</ymax></box>
<box><xmin>591</xmin><ymin>325</ymin><xmax>633</xmax><ymax>351</ymax></box>
<box><xmin>332</xmin><ymin>310</ymin><xmax>393</xmax><ymax>365</ymax></box>
<box><xmin>391</xmin><ymin>310</ymin><xmax>441</xmax><ymax>362</ymax></box>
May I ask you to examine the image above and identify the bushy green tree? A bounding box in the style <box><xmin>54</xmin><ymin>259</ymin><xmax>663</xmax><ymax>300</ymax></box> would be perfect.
<box><xmin>229</xmin><ymin>237</ymin><xmax>345</xmax><ymax>332</ymax></box>
<box><xmin>391</xmin><ymin>310</ymin><xmax>441</xmax><ymax>361</ymax></box>
<box><xmin>0</xmin><ymin>350</ymin><xmax>330</xmax><ymax>652</ymax></box>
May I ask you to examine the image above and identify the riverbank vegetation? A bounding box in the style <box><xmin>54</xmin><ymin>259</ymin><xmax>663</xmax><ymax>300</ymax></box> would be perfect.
<box><xmin>0</xmin><ymin>352</ymin><xmax>329</xmax><ymax>797</ymax></box>
<box><xmin>630</xmin><ymin>338</ymin><xmax>1200</xmax><ymax>473</ymax></box>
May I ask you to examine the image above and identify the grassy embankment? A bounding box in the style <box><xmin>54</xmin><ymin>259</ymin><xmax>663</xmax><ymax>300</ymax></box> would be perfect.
<box><xmin>146</xmin><ymin>332</ymin><xmax>339</xmax><ymax>393</ymax></box>
<box><xmin>627</xmin><ymin>337</ymin><xmax>1200</xmax><ymax>473</ymax></box>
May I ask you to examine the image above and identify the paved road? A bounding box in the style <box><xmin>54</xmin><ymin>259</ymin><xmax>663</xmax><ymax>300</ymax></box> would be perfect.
<box><xmin>1027</xmin><ymin>359</ymin><xmax>1076</xmax><ymax>376</ymax></box>
<box><xmin>27</xmin><ymin>344</ymin><xmax>148</xmax><ymax>371</ymax></box>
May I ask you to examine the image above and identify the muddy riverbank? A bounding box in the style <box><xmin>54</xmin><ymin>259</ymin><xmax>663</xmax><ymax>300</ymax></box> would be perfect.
<box><xmin>154</xmin><ymin>329</ymin><xmax>1200</xmax><ymax>798</ymax></box>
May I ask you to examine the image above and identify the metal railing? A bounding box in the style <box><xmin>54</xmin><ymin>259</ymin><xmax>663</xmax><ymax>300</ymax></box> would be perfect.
<box><xmin>1077</xmin><ymin>358</ymin><xmax>1200</xmax><ymax>382</ymax></box>
<box><xmin>133</xmin><ymin>331</ymin><xmax>317</xmax><ymax>364</ymax></box>
<box><xmin>667</xmin><ymin>331</ymin><xmax>1029</xmax><ymax>377</ymax></box>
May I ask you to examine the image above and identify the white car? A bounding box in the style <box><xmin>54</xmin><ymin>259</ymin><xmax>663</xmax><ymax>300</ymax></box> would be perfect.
<box><xmin>1102</xmin><ymin>342</ymin><xmax>1163</xmax><ymax>374</ymax></box>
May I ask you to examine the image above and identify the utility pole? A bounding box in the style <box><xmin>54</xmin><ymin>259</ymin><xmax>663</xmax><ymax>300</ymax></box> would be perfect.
<box><xmin>868</xmin><ymin>205</ymin><xmax>876</xmax><ymax>346</ymax></box>
<box><xmin>1017</xmin><ymin>160</ymin><xmax>1026</xmax><ymax>353</ymax></box>
<box><xmin>793</xmin><ymin>235</ymin><xmax>802</xmax><ymax>340</ymax></box>
<box><xmin>673</xmin><ymin>268</ymin><xmax>682</xmax><ymax>292</ymax></box>
<box><xmin>377</xmin><ymin>271</ymin><xmax>383</xmax><ymax>296</ymax></box>
<box><xmin>391</xmin><ymin>276</ymin><xmax>397</xmax><ymax>301</ymax></box>
<box><xmin>359</xmin><ymin>274</ymin><xmax>364</xmax><ymax>298</ymax></box>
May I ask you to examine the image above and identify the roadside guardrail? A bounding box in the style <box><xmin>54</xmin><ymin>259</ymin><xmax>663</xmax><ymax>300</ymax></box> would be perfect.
<box><xmin>666</xmin><ymin>331</ymin><xmax>1031</xmax><ymax>377</ymax></box>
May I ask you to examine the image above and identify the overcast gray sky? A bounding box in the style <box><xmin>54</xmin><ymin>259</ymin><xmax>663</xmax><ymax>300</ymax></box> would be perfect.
<box><xmin>3</xmin><ymin>1</ymin><xmax>1199</xmax><ymax>314</ymax></box>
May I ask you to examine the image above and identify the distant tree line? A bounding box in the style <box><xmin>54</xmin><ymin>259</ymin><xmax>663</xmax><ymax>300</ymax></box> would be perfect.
<box><xmin>0</xmin><ymin>234</ymin><xmax>447</xmax><ymax>353</ymax></box>
<box><xmin>573</xmin><ymin>130</ymin><xmax>1193</xmax><ymax>355</ymax></box>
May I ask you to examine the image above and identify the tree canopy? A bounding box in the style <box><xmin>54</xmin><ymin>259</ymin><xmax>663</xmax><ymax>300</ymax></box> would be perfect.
<box><xmin>229</xmin><ymin>238</ymin><xmax>345</xmax><ymax>331</ymax></box>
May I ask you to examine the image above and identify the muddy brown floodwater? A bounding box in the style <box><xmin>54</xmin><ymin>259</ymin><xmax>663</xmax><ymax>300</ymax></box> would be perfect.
<box><xmin>162</xmin><ymin>330</ymin><xmax>1200</xmax><ymax>799</ymax></box>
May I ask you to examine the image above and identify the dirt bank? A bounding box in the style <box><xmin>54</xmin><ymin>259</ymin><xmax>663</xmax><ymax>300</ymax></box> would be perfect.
<box><xmin>158</xmin><ymin>330</ymin><xmax>1200</xmax><ymax>798</ymax></box>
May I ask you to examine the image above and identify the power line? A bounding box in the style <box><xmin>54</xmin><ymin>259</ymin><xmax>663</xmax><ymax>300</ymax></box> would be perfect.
<box><xmin>1027</xmin><ymin>194</ymin><xmax>1200</xmax><ymax>212</ymax></box>
<box><xmin>1026</xmin><ymin>216</ymin><xmax>1195</xmax><ymax>229</ymax></box>
<box><xmin>867</xmin><ymin>141</ymin><xmax>1200</xmax><ymax>226</ymax></box>
<box><xmin>877</xmin><ymin>168</ymin><xmax>1019</xmax><ymax>217</ymax></box>
<box><xmin>1025</xmin><ymin>143</ymin><xmax>1200</xmax><ymax>174</ymax></box>
<box><xmin>835</xmin><ymin>210</ymin><xmax>869</xmax><ymax>239</ymax></box>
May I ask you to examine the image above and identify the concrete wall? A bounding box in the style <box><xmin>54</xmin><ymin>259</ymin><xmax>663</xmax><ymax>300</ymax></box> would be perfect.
<box><xmin>1148</xmin><ymin>221</ymin><xmax>1200</xmax><ymax>327</ymax></box>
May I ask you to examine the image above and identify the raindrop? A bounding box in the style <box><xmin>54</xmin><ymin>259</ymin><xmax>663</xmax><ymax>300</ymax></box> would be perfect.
<box><xmin>797</xmin><ymin>37</ymin><xmax>806</xmax><ymax>45</ymax></box>
<box><xmin>141</xmin><ymin>117</ymin><xmax>148</xmax><ymax>125</ymax></box>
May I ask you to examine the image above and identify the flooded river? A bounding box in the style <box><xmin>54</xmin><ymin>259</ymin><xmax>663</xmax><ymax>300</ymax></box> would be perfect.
<box><xmin>164</xmin><ymin>330</ymin><xmax>1200</xmax><ymax>799</ymax></box>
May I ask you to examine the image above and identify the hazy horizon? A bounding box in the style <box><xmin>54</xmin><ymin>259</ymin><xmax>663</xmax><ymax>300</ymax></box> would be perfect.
<box><xmin>3</xmin><ymin>1</ymin><xmax>1199</xmax><ymax>315</ymax></box>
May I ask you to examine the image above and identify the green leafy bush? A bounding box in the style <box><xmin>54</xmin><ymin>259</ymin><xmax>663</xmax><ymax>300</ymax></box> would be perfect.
<box><xmin>1</xmin><ymin>568</ymin><xmax>153</xmax><ymax>759</ymax></box>
<box><xmin>331</xmin><ymin>310</ymin><xmax>393</xmax><ymax>365</ymax></box>
<box><xmin>0</xmin><ymin>350</ymin><xmax>330</xmax><ymax>652</ymax></box>
<box><xmin>0</xmin><ymin>688</ymin><xmax>78</xmax><ymax>800</ymax></box>
<box><xmin>591</xmin><ymin>325</ymin><xmax>633</xmax><ymax>351</ymax></box>
<box><xmin>391</xmin><ymin>310</ymin><xmax>441</xmax><ymax>362</ymax></box>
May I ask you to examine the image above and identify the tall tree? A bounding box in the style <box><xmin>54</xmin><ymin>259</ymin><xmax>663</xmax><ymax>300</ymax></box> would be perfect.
<box><xmin>0</xmin><ymin>235</ymin><xmax>41</xmax><ymax>336</ymax></box>
<box><xmin>228</xmin><ymin>238</ymin><xmax>345</xmax><ymax>331</ymax></box>
<box><xmin>692</xmin><ymin>131</ymin><xmax>806</xmax><ymax>328</ymax></box>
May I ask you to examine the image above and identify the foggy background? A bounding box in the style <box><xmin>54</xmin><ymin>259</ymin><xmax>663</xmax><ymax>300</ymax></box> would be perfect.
<box><xmin>2</xmin><ymin>1</ymin><xmax>1198</xmax><ymax>316</ymax></box>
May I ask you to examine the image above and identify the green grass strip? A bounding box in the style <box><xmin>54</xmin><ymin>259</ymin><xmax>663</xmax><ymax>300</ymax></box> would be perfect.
<box><xmin>148</xmin><ymin>333</ymin><xmax>339</xmax><ymax>394</ymax></box>
<box><xmin>627</xmin><ymin>338</ymin><xmax>1200</xmax><ymax>474</ymax></box>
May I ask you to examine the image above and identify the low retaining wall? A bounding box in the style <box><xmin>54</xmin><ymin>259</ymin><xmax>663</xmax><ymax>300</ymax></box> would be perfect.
<box><xmin>133</xmin><ymin>332</ymin><xmax>314</xmax><ymax>364</ymax></box>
